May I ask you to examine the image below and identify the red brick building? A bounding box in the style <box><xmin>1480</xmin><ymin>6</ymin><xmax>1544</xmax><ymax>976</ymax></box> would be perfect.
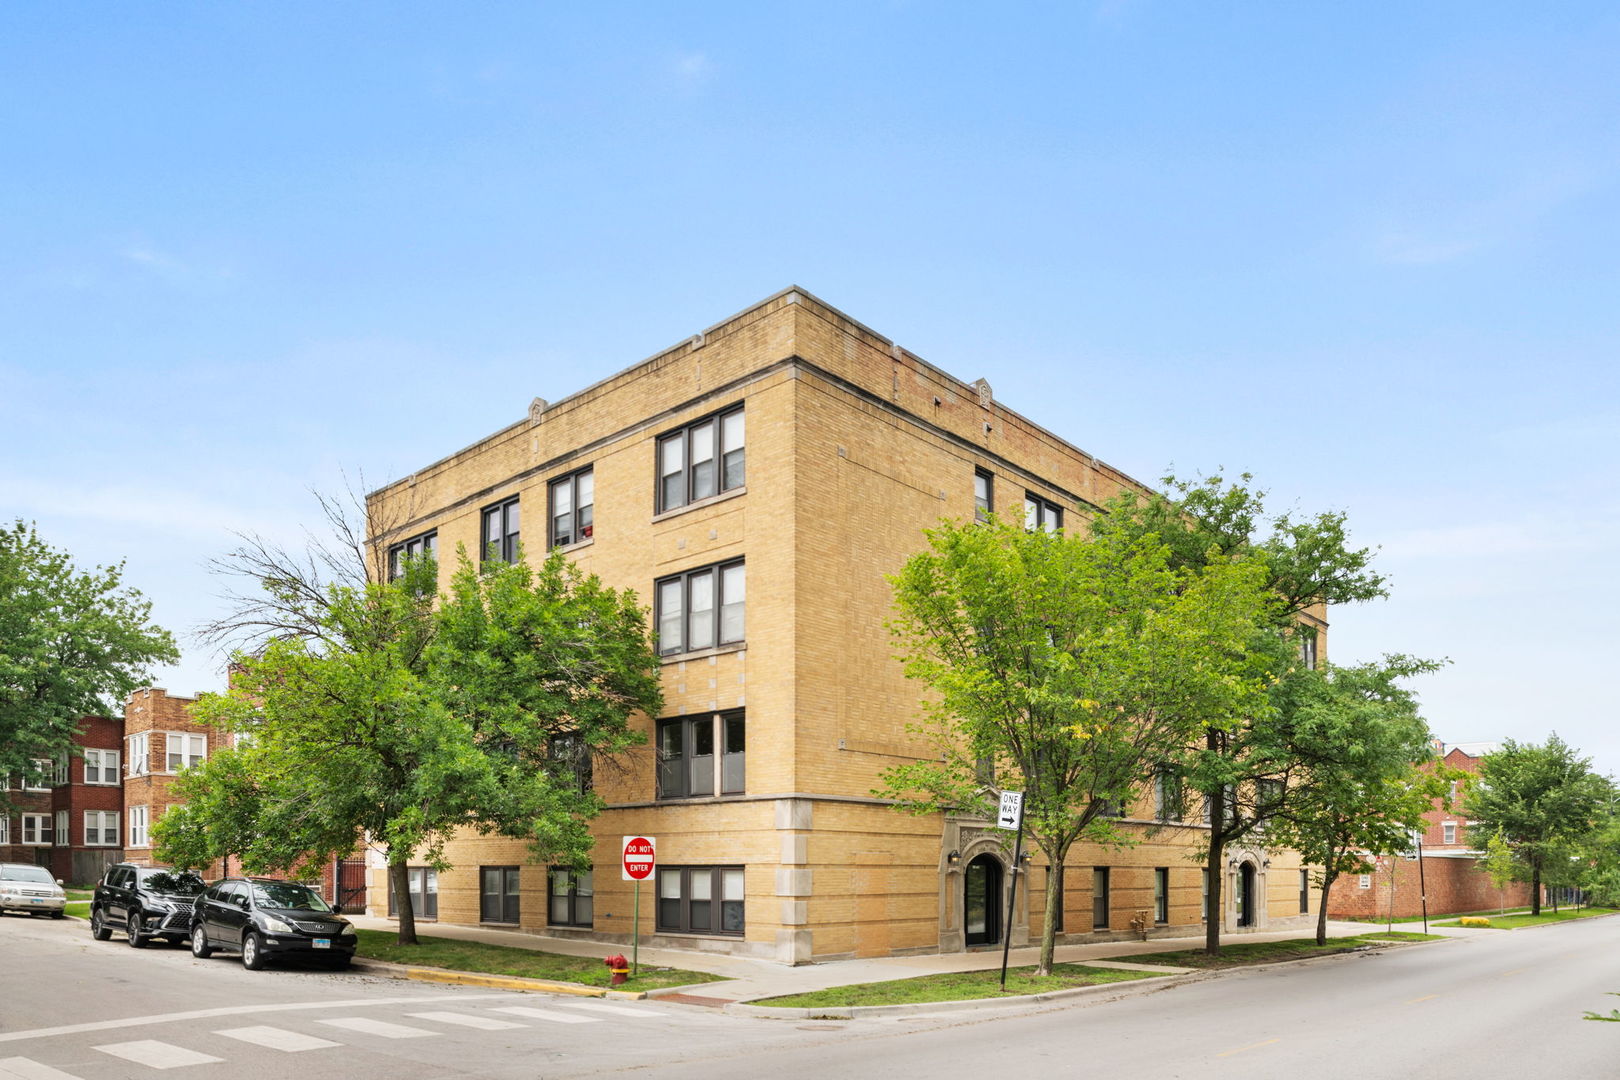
<box><xmin>1327</xmin><ymin>741</ymin><xmax>1535</xmax><ymax>918</ymax></box>
<box><xmin>1</xmin><ymin>715</ymin><xmax>126</xmax><ymax>884</ymax></box>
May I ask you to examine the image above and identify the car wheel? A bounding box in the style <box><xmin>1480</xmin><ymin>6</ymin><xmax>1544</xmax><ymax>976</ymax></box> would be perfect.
<box><xmin>91</xmin><ymin>909</ymin><xmax>112</xmax><ymax>940</ymax></box>
<box><xmin>51</xmin><ymin>910</ymin><xmax>65</xmax><ymax>919</ymax></box>
<box><xmin>241</xmin><ymin>931</ymin><xmax>267</xmax><ymax>971</ymax></box>
<box><xmin>190</xmin><ymin>926</ymin><xmax>213</xmax><ymax>959</ymax></box>
<box><xmin>126</xmin><ymin>911</ymin><xmax>148</xmax><ymax>948</ymax></box>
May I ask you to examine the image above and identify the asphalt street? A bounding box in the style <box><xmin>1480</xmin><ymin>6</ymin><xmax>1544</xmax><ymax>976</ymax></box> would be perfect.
<box><xmin>2</xmin><ymin>911</ymin><xmax>1616</xmax><ymax>1079</ymax></box>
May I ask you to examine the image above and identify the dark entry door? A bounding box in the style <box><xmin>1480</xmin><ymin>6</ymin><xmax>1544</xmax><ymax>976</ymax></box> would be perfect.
<box><xmin>1237</xmin><ymin>863</ymin><xmax>1255</xmax><ymax>927</ymax></box>
<box><xmin>964</xmin><ymin>855</ymin><xmax>1002</xmax><ymax>946</ymax></box>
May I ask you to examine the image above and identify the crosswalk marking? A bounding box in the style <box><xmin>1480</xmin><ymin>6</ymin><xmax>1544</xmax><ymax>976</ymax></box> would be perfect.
<box><xmin>94</xmin><ymin>1040</ymin><xmax>224</xmax><ymax>1069</ymax></box>
<box><xmin>406</xmin><ymin>1011</ymin><xmax>524</xmax><ymax>1031</ymax></box>
<box><xmin>491</xmin><ymin>1006</ymin><xmax>600</xmax><ymax>1025</ymax></box>
<box><xmin>554</xmin><ymin>1000</ymin><xmax>654</xmax><ymax>1018</ymax></box>
<box><xmin>0</xmin><ymin>1057</ymin><xmax>85</xmax><ymax>1080</ymax></box>
<box><xmin>318</xmin><ymin>1017</ymin><xmax>435</xmax><ymax>1039</ymax></box>
<box><xmin>214</xmin><ymin>1026</ymin><xmax>342</xmax><ymax>1052</ymax></box>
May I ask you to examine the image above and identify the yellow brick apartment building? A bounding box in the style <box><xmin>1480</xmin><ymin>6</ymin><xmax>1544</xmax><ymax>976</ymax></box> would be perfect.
<box><xmin>366</xmin><ymin>287</ymin><xmax>1317</xmax><ymax>963</ymax></box>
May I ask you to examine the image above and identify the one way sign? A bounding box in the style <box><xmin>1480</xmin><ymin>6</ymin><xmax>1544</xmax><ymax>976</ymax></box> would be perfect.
<box><xmin>997</xmin><ymin>791</ymin><xmax>1024</xmax><ymax>830</ymax></box>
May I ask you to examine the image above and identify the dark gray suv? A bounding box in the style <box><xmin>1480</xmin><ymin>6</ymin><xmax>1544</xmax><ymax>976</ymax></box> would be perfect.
<box><xmin>191</xmin><ymin>877</ymin><xmax>357</xmax><ymax>970</ymax></box>
<box><xmin>90</xmin><ymin>864</ymin><xmax>207</xmax><ymax>947</ymax></box>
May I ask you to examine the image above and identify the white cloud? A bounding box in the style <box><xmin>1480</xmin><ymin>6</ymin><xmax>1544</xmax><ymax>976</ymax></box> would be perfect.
<box><xmin>672</xmin><ymin>51</ymin><xmax>712</xmax><ymax>85</ymax></box>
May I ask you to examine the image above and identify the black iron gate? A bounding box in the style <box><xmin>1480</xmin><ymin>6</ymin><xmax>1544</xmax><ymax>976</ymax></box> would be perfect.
<box><xmin>337</xmin><ymin>857</ymin><xmax>368</xmax><ymax>913</ymax></box>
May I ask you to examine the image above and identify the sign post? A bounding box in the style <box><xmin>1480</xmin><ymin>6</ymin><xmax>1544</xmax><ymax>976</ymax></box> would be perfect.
<box><xmin>621</xmin><ymin>836</ymin><xmax>656</xmax><ymax>976</ymax></box>
<box><xmin>997</xmin><ymin>791</ymin><xmax>1024</xmax><ymax>991</ymax></box>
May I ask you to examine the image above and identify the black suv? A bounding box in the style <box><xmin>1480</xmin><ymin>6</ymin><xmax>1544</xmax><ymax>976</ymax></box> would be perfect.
<box><xmin>191</xmin><ymin>877</ymin><xmax>357</xmax><ymax>971</ymax></box>
<box><xmin>90</xmin><ymin>864</ymin><xmax>207</xmax><ymax>947</ymax></box>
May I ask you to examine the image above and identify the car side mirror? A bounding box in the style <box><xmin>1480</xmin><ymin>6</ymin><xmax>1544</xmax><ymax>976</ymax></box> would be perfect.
<box><xmin>56</xmin><ymin>879</ymin><xmax>64</xmax><ymax>886</ymax></box>
<box><xmin>331</xmin><ymin>904</ymin><xmax>343</xmax><ymax>915</ymax></box>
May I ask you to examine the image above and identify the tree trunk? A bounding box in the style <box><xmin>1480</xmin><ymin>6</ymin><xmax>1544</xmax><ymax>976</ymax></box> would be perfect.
<box><xmin>389</xmin><ymin>858</ymin><xmax>418</xmax><ymax>945</ymax></box>
<box><xmin>1315</xmin><ymin>870</ymin><xmax>1337</xmax><ymax>946</ymax></box>
<box><xmin>1530</xmin><ymin>862</ymin><xmax>1542</xmax><ymax>916</ymax></box>
<box><xmin>1204</xmin><ymin>828</ymin><xmax>1224</xmax><ymax>955</ymax></box>
<box><xmin>1036</xmin><ymin>854</ymin><xmax>1063</xmax><ymax>976</ymax></box>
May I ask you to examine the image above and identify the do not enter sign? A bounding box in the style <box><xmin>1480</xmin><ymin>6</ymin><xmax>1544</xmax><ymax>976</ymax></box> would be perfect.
<box><xmin>622</xmin><ymin>835</ymin><xmax>656</xmax><ymax>881</ymax></box>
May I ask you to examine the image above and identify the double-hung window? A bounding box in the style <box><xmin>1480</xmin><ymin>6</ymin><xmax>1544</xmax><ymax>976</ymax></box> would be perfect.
<box><xmin>548</xmin><ymin>467</ymin><xmax>594</xmax><ymax>547</ymax></box>
<box><xmin>658</xmin><ymin>710</ymin><xmax>745</xmax><ymax>798</ymax></box>
<box><xmin>167</xmin><ymin>733</ymin><xmax>206</xmax><ymax>772</ymax></box>
<box><xmin>388</xmin><ymin>530</ymin><xmax>438</xmax><ymax>581</ymax></box>
<box><xmin>656</xmin><ymin>866</ymin><xmax>744</xmax><ymax>935</ymax></box>
<box><xmin>84</xmin><ymin>748</ymin><xmax>120</xmax><ymax>785</ymax></box>
<box><xmin>548</xmin><ymin>867</ymin><xmax>594</xmax><ymax>927</ymax></box>
<box><xmin>1024</xmin><ymin>493</ymin><xmax>1062</xmax><ymax>533</ymax></box>
<box><xmin>388</xmin><ymin>867</ymin><xmax>439</xmax><ymax>919</ymax></box>
<box><xmin>1092</xmin><ymin>867</ymin><xmax>1110</xmax><ymax>929</ymax></box>
<box><xmin>128</xmin><ymin>806</ymin><xmax>149</xmax><ymax>848</ymax></box>
<box><xmin>656</xmin><ymin>560</ymin><xmax>744</xmax><ymax>656</ymax></box>
<box><xmin>22</xmin><ymin>814</ymin><xmax>52</xmax><ymax>845</ymax></box>
<box><xmin>84</xmin><ymin>810</ymin><xmax>119</xmax><ymax>846</ymax></box>
<box><xmin>1298</xmin><ymin>630</ymin><xmax>1318</xmax><ymax>669</ymax></box>
<box><xmin>24</xmin><ymin>759</ymin><xmax>52</xmax><ymax>791</ymax></box>
<box><xmin>548</xmin><ymin>732</ymin><xmax>592</xmax><ymax>793</ymax></box>
<box><xmin>0</xmin><ymin>817</ymin><xmax>7</xmax><ymax>844</ymax></box>
<box><xmin>480</xmin><ymin>866</ymin><xmax>521</xmax><ymax>924</ymax></box>
<box><xmin>1154</xmin><ymin>867</ymin><xmax>1170</xmax><ymax>923</ymax></box>
<box><xmin>54</xmin><ymin>809</ymin><xmax>68</xmax><ymax>846</ymax></box>
<box><xmin>1442</xmin><ymin>821</ymin><xmax>1456</xmax><ymax>844</ymax></box>
<box><xmin>1299</xmin><ymin>869</ymin><xmax>1310</xmax><ymax>913</ymax></box>
<box><xmin>974</xmin><ymin>469</ymin><xmax>994</xmax><ymax>523</ymax></box>
<box><xmin>1153</xmin><ymin>768</ymin><xmax>1182</xmax><ymax>822</ymax></box>
<box><xmin>481</xmin><ymin>497</ymin><xmax>521</xmax><ymax>564</ymax></box>
<box><xmin>657</xmin><ymin>406</ymin><xmax>745</xmax><ymax>512</ymax></box>
<box><xmin>127</xmin><ymin>733</ymin><xmax>150</xmax><ymax>777</ymax></box>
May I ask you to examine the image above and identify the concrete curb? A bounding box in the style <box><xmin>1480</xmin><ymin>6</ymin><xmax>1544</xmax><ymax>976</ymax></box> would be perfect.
<box><xmin>349</xmin><ymin>958</ymin><xmax>648</xmax><ymax>1000</ymax></box>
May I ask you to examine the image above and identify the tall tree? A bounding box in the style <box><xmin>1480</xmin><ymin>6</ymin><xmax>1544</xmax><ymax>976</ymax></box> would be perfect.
<box><xmin>1465</xmin><ymin>735</ymin><xmax>1610</xmax><ymax>915</ymax></box>
<box><xmin>157</xmin><ymin>548</ymin><xmax>661</xmax><ymax>944</ymax></box>
<box><xmin>1093</xmin><ymin>474</ymin><xmax>1389</xmax><ymax>953</ymax></box>
<box><xmin>880</xmin><ymin>514</ymin><xmax>1277</xmax><ymax>974</ymax></box>
<box><xmin>1262</xmin><ymin>656</ymin><xmax>1449</xmax><ymax>944</ymax></box>
<box><xmin>0</xmin><ymin>521</ymin><xmax>178</xmax><ymax>806</ymax></box>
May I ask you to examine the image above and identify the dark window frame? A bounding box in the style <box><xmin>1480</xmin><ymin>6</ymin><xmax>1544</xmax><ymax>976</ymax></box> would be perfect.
<box><xmin>655</xmin><ymin>865</ymin><xmax>745</xmax><ymax>936</ymax></box>
<box><xmin>548</xmin><ymin>866</ymin><xmax>594</xmax><ymax>928</ymax></box>
<box><xmin>387</xmin><ymin>866</ymin><xmax>439</xmax><ymax>919</ymax></box>
<box><xmin>481</xmin><ymin>497</ymin><xmax>521</xmax><ymax>564</ymax></box>
<box><xmin>1153</xmin><ymin>768</ymin><xmax>1183</xmax><ymax>822</ymax></box>
<box><xmin>548</xmin><ymin>467</ymin><xmax>595</xmax><ymax>548</ymax></box>
<box><xmin>656</xmin><ymin>405</ymin><xmax>746</xmax><ymax>513</ymax></box>
<box><xmin>548</xmin><ymin>732</ymin><xmax>592</xmax><ymax>794</ymax></box>
<box><xmin>388</xmin><ymin>530</ymin><xmax>438</xmax><ymax>582</ymax></box>
<box><xmin>655</xmin><ymin>559</ymin><xmax>745</xmax><ymax>657</ymax></box>
<box><xmin>657</xmin><ymin>709</ymin><xmax>745</xmax><ymax>799</ymax></box>
<box><xmin>479</xmin><ymin>865</ymin><xmax>521</xmax><ymax>924</ymax></box>
<box><xmin>974</xmin><ymin>469</ymin><xmax>994</xmax><ymax>523</ymax></box>
<box><xmin>1092</xmin><ymin>866</ymin><xmax>1110</xmax><ymax>930</ymax></box>
<box><xmin>1299</xmin><ymin>628</ymin><xmax>1318</xmax><ymax>669</ymax></box>
<box><xmin>1299</xmin><ymin>869</ymin><xmax>1310</xmax><ymax>914</ymax></box>
<box><xmin>1154</xmin><ymin>867</ymin><xmax>1170</xmax><ymax>923</ymax></box>
<box><xmin>1024</xmin><ymin>492</ymin><xmax>1063</xmax><ymax>533</ymax></box>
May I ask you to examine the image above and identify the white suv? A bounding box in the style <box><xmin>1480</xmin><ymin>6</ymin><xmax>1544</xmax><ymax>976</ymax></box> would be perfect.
<box><xmin>0</xmin><ymin>862</ymin><xmax>68</xmax><ymax>918</ymax></box>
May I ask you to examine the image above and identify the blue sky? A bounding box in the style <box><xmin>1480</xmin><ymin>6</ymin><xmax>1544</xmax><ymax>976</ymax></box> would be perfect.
<box><xmin>4</xmin><ymin>4</ymin><xmax>1617</xmax><ymax>776</ymax></box>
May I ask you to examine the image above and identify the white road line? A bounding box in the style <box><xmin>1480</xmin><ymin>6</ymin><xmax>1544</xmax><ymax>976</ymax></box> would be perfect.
<box><xmin>214</xmin><ymin>1026</ymin><xmax>342</xmax><ymax>1052</ymax></box>
<box><xmin>0</xmin><ymin>1058</ymin><xmax>86</xmax><ymax>1080</ymax></box>
<box><xmin>94</xmin><ymin>1041</ymin><xmax>224</xmax><ymax>1069</ymax></box>
<box><xmin>0</xmin><ymin>993</ymin><xmax>515</xmax><ymax>1045</ymax></box>
<box><xmin>490</xmin><ymin>1006</ymin><xmax>600</xmax><ymax>1025</ymax></box>
<box><xmin>318</xmin><ymin>1018</ymin><xmax>435</xmax><ymax>1040</ymax></box>
<box><xmin>553</xmin><ymin>1001</ymin><xmax>654</xmax><ymax>1018</ymax></box>
<box><xmin>406</xmin><ymin>1011</ymin><xmax>525</xmax><ymax>1031</ymax></box>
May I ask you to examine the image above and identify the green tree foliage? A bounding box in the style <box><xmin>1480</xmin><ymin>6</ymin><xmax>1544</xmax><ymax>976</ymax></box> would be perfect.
<box><xmin>1262</xmin><ymin>656</ymin><xmax>1449</xmax><ymax>944</ymax></box>
<box><xmin>156</xmin><ymin>549</ymin><xmax>661</xmax><ymax>943</ymax></box>
<box><xmin>0</xmin><ymin>521</ymin><xmax>178</xmax><ymax>806</ymax></box>
<box><xmin>1464</xmin><ymin>735</ymin><xmax>1611</xmax><ymax>915</ymax></box>
<box><xmin>1092</xmin><ymin>474</ymin><xmax>1390</xmax><ymax>953</ymax></box>
<box><xmin>1482</xmin><ymin>828</ymin><xmax>1517</xmax><ymax>912</ymax></box>
<box><xmin>880</xmin><ymin>513</ymin><xmax>1278</xmax><ymax>974</ymax></box>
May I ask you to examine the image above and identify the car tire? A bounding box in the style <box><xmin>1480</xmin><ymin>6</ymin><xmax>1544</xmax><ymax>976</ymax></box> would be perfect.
<box><xmin>190</xmin><ymin>926</ymin><xmax>213</xmax><ymax>959</ymax></box>
<box><xmin>91</xmin><ymin>909</ymin><xmax>112</xmax><ymax>940</ymax></box>
<box><xmin>51</xmin><ymin>910</ymin><xmax>65</xmax><ymax>919</ymax></box>
<box><xmin>325</xmin><ymin>954</ymin><xmax>352</xmax><ymax>971</ymax></box>
<box><xmin>127</xmin><ymin>912</ymin><xmax>148</xmax><ymax>948</ymax></box>
<box><xmin>241</xmin><ymin>931</ymin><xmax>267</xmax><ymax>971</ymax></box>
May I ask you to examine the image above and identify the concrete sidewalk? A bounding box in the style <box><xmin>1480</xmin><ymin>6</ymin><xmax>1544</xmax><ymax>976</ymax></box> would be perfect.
<box><xmin>346</xmin><ymin>915</ymin><xmax>1437</xmax><ymax>1003</ymax></box>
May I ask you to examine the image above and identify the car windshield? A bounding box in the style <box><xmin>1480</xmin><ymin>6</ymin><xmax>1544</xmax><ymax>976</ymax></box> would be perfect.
<box><xmin>2</xmin><ymin>866</ymin><xmax>55</xmax><ymax>884</ymax></box>
<box><xmin>251</xmin><ymin>883</ymin><xmax>332</xmax><ymax>912</ymax></box>
<box><xmin>140</xmin><ymin>870</ymin><xmax>206</xmax><ymax>897</ymax></box>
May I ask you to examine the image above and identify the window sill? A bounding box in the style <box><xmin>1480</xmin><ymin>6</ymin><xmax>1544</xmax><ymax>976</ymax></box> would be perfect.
<box><xmin>551</xmin><ymin>537</ymin><xmax>595</xmax><ymax>555</ymax></box>
<box><xmin>652</xmin><ymin>486</ymin><xmax>747</xmax><ymax>523</ymax></box>
<box><xmin>654</xmin><ymin>792</ymin><xmax>748</xmax><ymax>804</ymax></box>
<box><xmin>659</xmin><ymin>641</ymin><xmax>746</xmax><ymax>665</ymax></box>
<box><xmin>652</xmin><ymin>930</ymin><xmax>745</xmax><ymax>940</ymax></box>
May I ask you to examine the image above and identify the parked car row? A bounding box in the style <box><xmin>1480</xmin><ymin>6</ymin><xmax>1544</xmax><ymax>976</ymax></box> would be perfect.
<box><xmin>89</xmin><ymin>863</ymin><xmax>358</xmax><ymax>971</ymax></box>
<box><xmin>0</xmin><ymin>862</ymin><xmax>68</xmax><ymax>918</ymax></box>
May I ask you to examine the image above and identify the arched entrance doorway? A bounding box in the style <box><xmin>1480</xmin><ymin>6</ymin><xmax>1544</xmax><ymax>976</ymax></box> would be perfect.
<box><xmin>1236</xmin><ymin>862</ymin><xmax>1256</xmax><ymax>927</ymax></box>
<box><xmin>964</xmin><ymin>854</ymin><xmax>1003</xmax><ymax>946</ymax></box>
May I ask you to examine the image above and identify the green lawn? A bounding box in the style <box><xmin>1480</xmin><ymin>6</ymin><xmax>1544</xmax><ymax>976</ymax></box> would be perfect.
<box><xmin>65</xmin><ymin>889</ymin><xmax>93</xmax><ymax>902</ymax></box>
<box><xmin>65</xmin><ymin>901</ymin><xmax>90</xmax><ymax>919</ymax></box>
<box><xmin>1347</xmin><ymin>907</ymin><xmax>1530</xmax><ymax>924</ymax></box>
<box><xmin>1117</xmin><ymin>931</ymin><xmax>1440</xmax><ymax>970</ymax></box>
<box><xmin>756</xmin><ymin>964</ymin><xmax>1161</xmax><ymax>1008</ymax></box>
<box><xmin>350</xmin><ymin>929</ymin><xmax>721</xmax><ymax>990</ymax></box>
<box><xmin>1435</xmin><ymin>907</ymin><xmax>1617</xmax><ymax>930</ymax></box>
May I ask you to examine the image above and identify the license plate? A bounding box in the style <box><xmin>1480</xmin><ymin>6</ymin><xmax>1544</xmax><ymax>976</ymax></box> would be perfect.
<box><xmin>30</xmin><ymin>898</ymin><xmax>43</xmax><ymax>905</ymax></box>
<box><xmin>313</xmin><ymin>938</ymin><xmax>331</xmax><ymax>949</ymax></box>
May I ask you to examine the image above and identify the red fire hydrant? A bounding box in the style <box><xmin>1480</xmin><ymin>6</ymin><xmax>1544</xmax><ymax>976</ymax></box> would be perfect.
<box><xmin>604</xmin><ymin>953</ymin><xmax>630</xmax><ymax>986</ymax></box>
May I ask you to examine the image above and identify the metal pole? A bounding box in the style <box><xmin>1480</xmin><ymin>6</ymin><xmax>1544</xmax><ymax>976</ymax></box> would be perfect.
<box><xmin>1000</xmin><ymin>822</ymin><xmax>1024</xmax><ymax>991</ymax></box>
<box><xmin>632</xmin><ymin>879</ymin><xmax>641</xmax><ymax>976</ymax></box>
<box><xmin>1417</xmin><ymin>835</ymin><xmax>1429</xmax><ymax>935</ymax></box>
